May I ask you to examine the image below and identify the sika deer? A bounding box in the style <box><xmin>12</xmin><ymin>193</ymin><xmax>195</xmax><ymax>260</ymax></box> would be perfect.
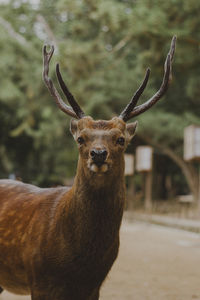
<box><xmin>0</xmin><ymin>37</ymin><xmax>176</xmax><ymax>300</ymax></box>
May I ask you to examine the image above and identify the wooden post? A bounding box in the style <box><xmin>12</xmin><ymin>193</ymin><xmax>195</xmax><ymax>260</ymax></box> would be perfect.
<box><xmin>136</xmin><ymin>146</ymin><xmax>153</xmax><ymax>212</ymax></box>
<box><xmin>184</xmin><ymin>125</ymin><xmax>200</xmax><ymax>215</ymax></box>
<box><xmin>126</xmin><ymin>177</ymin><xmax>135</xmax><ymax>210</ymax></box>
<box><xmin>198</xmin><ymin>166</ymin><xmax>200</xmax><ymax>214</ymax></box>
<box><xmin>145</xmin><ymin>171</ymin><xmax>153</xmax><ymax>212</ymax></box>
<box><xmin>124</xmin><ymin>154</ymin><xmax>134</xmax><ymax>210</ymax></box>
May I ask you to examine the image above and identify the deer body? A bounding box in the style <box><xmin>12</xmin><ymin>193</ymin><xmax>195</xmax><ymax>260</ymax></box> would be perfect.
<box><xmin>0</xmin><ymin>181</ymin><xmax>121</xmax><ymax>299</ymax></box>
<box><xmin>0</xmin><ymin>37</ymin><xmax>176</xmax><ymax>299</ymax></box>
<box><xmin>0</xmin><ymin>118</ymin><xmax>129</xmax><ymax>299</ymax></box>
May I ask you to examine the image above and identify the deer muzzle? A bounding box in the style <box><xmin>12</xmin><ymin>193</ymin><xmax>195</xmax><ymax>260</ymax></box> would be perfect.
<box><xmin>89</xmin><ymin>148</ymin><xmax>108</xmax><ymax>173</ymax></box>
<box><xmin>90</xmin><ymin>149</ymin><xmax>108</xmax><ymax>166</ymax></box>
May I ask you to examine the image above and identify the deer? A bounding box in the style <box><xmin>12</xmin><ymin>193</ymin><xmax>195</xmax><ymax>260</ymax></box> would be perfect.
<box><xmin>0</xmin><ymin>36</ymin><xmax>176</xmax><ymax>300</ymax></box>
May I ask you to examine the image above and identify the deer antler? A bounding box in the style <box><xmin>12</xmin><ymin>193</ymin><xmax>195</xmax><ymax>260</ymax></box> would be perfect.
<box><xmin>119</xmin><ymin>36</ymin><xmax>176</xmax><ymax>122</ymax></box>
<box><xmin>43</xmin><ymin>45</ymin><xmax>85</xmax><ymax>119</ymax></box>
<box><xmin>119</xmin><ymin>68</ymin><xmax>150</xmax><ymax>122</ymax></box>
<box><xmin>56</xmin><ymin>64</ymin><xmax>85</xmax><ymax>119</ymax></box>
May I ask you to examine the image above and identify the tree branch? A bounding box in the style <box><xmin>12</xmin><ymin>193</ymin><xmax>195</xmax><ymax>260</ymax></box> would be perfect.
<box><xmin>36</xmin><ymin>14</ymin><xmax>58</xmax><ymax>50</ymax></box>
<box><xmin>139</xmin><ymin>133</ymin><xmax>199</xmax><ymax>201</ymax></box>
<box><xmin>112</xmin><ymin>35</ymin><xmax>131</xmax><ymax>52</ymax></box>
<box><xmin>0</xmin><ymin>16</ymin><xmax>28</xmax><ymax>46</ymax></box>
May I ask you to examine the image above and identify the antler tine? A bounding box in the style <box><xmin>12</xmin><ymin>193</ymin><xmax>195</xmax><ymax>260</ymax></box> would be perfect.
<box><xmin>124</xmin><ymin>36</ymin><xmax>176</xmax><ymax>121</ymax></box>
<box><xmin>56</xmin><ymin>64</ymin><xmax>85</xmax><ymax>119</ymax></box>
<box><xmin>119</xmin><ymin>68</ymin><xmax>151</xmax><ymax>122</ymax></box>
<box><xmin>43</xmin><ymin>45</ymin><xmax>80</xmax><ymax>119</ymax></box>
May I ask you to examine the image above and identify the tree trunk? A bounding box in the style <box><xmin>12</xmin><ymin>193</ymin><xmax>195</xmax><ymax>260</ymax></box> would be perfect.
<box><xmin>139</xmin><ymin>135</ymin><xmax>199</xmax><ymax>202</ymax></box>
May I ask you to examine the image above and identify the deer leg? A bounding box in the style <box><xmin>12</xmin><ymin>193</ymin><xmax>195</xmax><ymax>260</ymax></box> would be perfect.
<box><xmin>89</xmin><ymin>288</ymin><xmax>100</xmax><ymax>300</ymax></box>
<box><xmin>0</xmin><ymin>287</ymin><xmax>3</xmax><ymax>294</ymax></box>
<box><xmin>31</xmin><ymin>290</ymin><xmax>70</xmax><ymax>300</ymax></box>
<box><xmin>31</xmin><ymin>290</ymin><xmax>45</xmax><ymax>300</ymax></box>
<box><xmin>31</xmin><ymin>293</ymin><xmax>43</xmax><ymax>300</ymax></box>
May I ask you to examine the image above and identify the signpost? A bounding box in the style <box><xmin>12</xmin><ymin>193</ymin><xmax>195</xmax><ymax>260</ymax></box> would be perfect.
<box><xmin>124</xmin><ymin>154</ymin><xmax>134</xmax><ymax>210</ymax></box>
<box><xmin>124</xmin><ymin>154</ymin><xmax>134</xmax><ymax>176</ymax></box>
<box><xmin>184</xmin><ymin>125</ymin><xmax>200</xmax><ymax>212</ymax></box>
<box><xmin>184</xmin><ymin>125</ymin><xmax>200</xmax><ymax>162</ymax></box>
<box><xmin>136</xmin><ymin>146</ymin><xmax>153</xmax><ymax>211</ymax></box>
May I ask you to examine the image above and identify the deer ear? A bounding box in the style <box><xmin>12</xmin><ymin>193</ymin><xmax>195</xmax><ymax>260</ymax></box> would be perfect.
<box><xmin>126</xmin><ymin>121</ymin><xmax>138</xmax><ymax>142</ymax></box>
<box><xmin>70</xmin><ymin>119</ymin><xmax>78</xmax><ymax>139</ymax></box>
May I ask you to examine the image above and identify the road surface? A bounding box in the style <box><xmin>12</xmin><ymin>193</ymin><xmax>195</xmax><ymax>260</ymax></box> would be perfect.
<box><xmin>1</xmin><ymin>220</ymin><xmax>200</xmax><ymax>300</ymax></box>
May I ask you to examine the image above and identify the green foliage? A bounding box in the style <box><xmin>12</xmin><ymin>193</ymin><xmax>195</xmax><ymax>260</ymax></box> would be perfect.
<box><xmin>138</xmin><ymin>111</ymin><xmax>200</xmax><ymax>152</ymax></box>
<box><xmin>0</xmin><ymin>0</ymin><xmax>199</xmax><ymax>190</ymax></box>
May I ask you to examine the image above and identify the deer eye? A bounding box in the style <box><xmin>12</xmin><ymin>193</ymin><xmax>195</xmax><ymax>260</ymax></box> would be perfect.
<box><xmin>77</xmin><ymin>137</ymin><xmax>84</xmax><ymax>145</ymax></box>
<box><xmin>116</xmin><ymin>137</ymin><xmax>125</xmax><ymax>146</ymax></box>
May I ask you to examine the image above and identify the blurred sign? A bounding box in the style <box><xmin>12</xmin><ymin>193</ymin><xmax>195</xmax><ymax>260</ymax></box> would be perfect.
<box><xmin>184</xmin><ymin>125</ymin><xmax>200</xmax><ymax>161</ymax></box>
<box><xmin>136</xmin><ymin>146</ymin><xmax>153</xmax><ymax>172</ymax></box>
<box><xmin>124</xmin><ymin>154</ymin><xmax>134</xmax><ymax>176</ymax></box>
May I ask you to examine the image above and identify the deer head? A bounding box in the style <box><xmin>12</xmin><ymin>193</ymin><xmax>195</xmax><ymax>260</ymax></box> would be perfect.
<box><xmin>43</xmin><ymin>37</ymin><xmax>176</xmax><ymax>176</ymax></box>
<box><xmin>68</xmin><ymin>116</ymin><xmax>137</xmax><ymax>177</ymax></box>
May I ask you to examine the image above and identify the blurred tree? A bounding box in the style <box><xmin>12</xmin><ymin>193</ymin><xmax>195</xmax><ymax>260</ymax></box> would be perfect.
<box><xmin>0</xmin><ymin>0</ymin><xmax>199</xmax><ymax>200</ymax></box>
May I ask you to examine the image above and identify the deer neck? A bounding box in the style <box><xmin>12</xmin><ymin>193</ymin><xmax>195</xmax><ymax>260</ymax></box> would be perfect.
<box><xmin>63</xmin><ymin>156</ymin><xmax>125</xmax><ymax>253</ymax></box>
<box><xmin>74</xmin><ymin>155</ymin><xmax>125</xmax><ymax>200</ymax></box>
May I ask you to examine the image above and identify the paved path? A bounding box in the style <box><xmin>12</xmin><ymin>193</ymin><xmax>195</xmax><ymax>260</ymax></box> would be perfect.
<box><xmin>1</xmin><ymin>221</ymin><xmax>200</xmax><ymax>300</ymax></box>
<box><xmin>125</xmin><ymin>212</ymin><xmax>200</xmax><ymax>233</ymax></box>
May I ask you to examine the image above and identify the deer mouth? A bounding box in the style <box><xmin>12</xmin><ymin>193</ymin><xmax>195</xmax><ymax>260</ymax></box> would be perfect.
<box><xmin>89</xmin><ymin>162</ymin><xmax>108</xmax><ymax>173</ymax></box>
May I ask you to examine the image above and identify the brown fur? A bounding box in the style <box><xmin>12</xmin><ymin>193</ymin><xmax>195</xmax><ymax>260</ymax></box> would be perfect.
<box><xmin>0</xmin><ymin>117</ymin><xmax>137</xmax><ymax>300</ymax></box>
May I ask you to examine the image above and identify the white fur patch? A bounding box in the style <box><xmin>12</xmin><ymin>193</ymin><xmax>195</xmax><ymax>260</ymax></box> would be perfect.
<box><xmin>100</xmin><ymin>164</ymin><xmax>108</xmax><ymax>173</ymax></box>
<box><xmin>90</xmin><ymin>164</ymin><xmax>99</xmax><ymax>173</ymax></box>
<box><xmin>90</xmin><ymin>163</ymin><xmax>108</xmax><ymax>173</ymax></box>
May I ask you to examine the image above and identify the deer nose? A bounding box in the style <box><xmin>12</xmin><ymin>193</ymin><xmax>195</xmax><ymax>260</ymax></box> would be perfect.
<box><xmin>90</xmin><ymin>149</ymin><xmax>108</xmax><ymax>166</ymax></box>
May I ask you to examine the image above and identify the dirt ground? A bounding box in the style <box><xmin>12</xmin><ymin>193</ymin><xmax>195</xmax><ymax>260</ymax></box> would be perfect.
<box><xmin>1</xmin><ymin>220</ymin><xmax>200</xmax><ymax>300</ymax></box>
